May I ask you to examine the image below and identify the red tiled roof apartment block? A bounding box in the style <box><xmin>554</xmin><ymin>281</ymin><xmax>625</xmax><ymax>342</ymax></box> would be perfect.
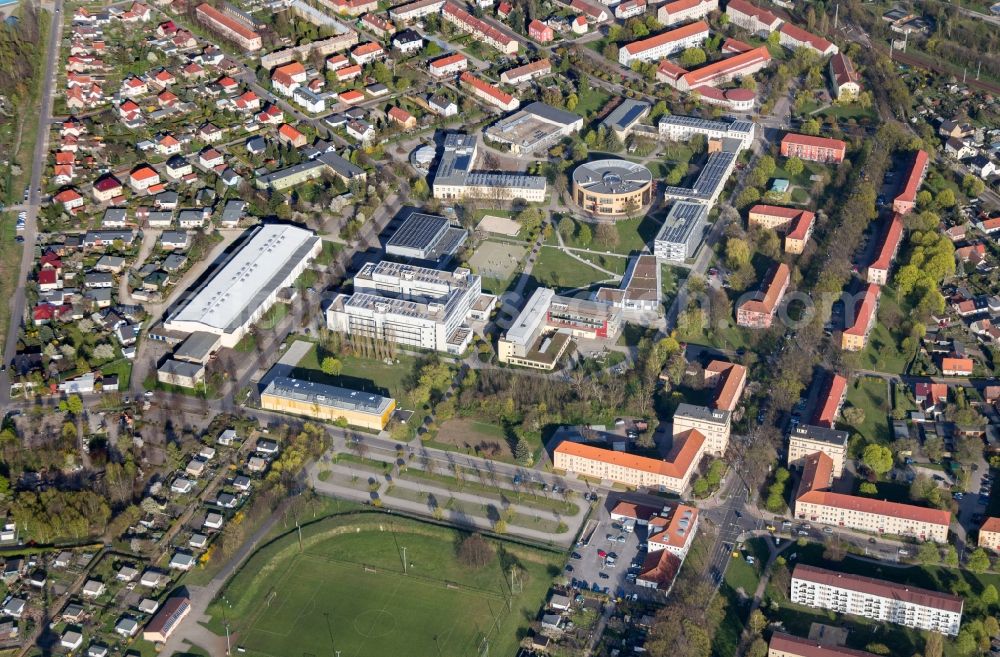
<box><xmin>615</xmin><ymin>0</ymin><xmax>646</xmax><ymax>20</ymax></box>
<box><xmin>794</xmin><ymin>452</ymin><xmax>951</xmax><ymax>543</ymax></box>
<box><xmin>812</xmin><ymin>372</ymin><xmax>847</xmax><ymax>429</ymax></box>
<box><xmin>636</xmin><ymin>550</ymin><xmax>681</xmax><ymax>591</ymax></box>
<box><xmin>978</xmin><ymin>517</ymin><xmax>1000</xmax><ymax>552</ymax></box>
<box><xmin>428</xmin><ymin>53</ymin><xmax>468</xmax><ymax>77</ymax></box>
<box><xmin>459</xmin><ymin>71</ymin><xmax>519</xmax><ymax>111</ymax></box>
<box><xmin>571</xmin><ymin>0</ymin><xmax>609</xmax><ymax>23</ymax></box>
<box><xmin>646</xmin><ymin>503</ymin><xmax>699</xmax><ymax>557</ymax></box>
<box><xmin>829</xmin><ymin>52</ymin><xmax>860</xmax><ymax>100</ymax></box>
<box><xmin>195</xmin><ymin>3</ymin><xmax>262</xmax><ymax>51</ymax></box>
<box><xmin>780</xmin><ymin>133</ymin><xmax>846</xmax><ymax>163</ymax></box>
<box><xmin>618</xmin><ymin>20</ymin><xmax>709</xmax><ymax>66</ymax></box>
<box><xmin>790</xmin><ymin>564</ymin><xmax>962</xmax><ymax>634</ymax></box>
<box><xmin>553</xmin><ymin>429</ymin><xmax>706</xmax><ymax>493</ymax></box>
<box><xmin>725</xmin><ymin>0</ymin><xmax>782</xmax><ymax>35</ymax></box>
<box><xmin>893</xmin><ymin>149</ymin><xmax>929</xmax><ymax>215</ymax></box>
<box><xmin>736</xmin><ymin>262</ymin><xmax>790</xmax><ymax>328</ymax></box>
<box><xmin>778</xmin><ymin>23</ymin><xmax>838</xmax><ymax>56</ymax></box>
<box><xmin>387</xmin><ymin>106</ymin><xmax>416</xmax><ymax>129</ymax></box>
<box><xmin>673</xmin><ymin>46</ymin><xmax>771</xmax><ymax>92</ymax></box>
<box><xmin>442</xmin><ymin>2</ymin><xmax>519</xmax><ymax>54</ymax></box>
<box><xmin>841</xmin><ymin>283</ymin><xmax>879</xmax><ymax>351</ymax></box>
<box><xmin>389</xmin><ymin>0</ymin><xmax>446</xmax><ymax>23</ymax></box>
<box><xmin>656</xmin><ymin>0</ymin><xmax>716</xmax><ymax>26</ymax></box>
<box><xmin>867</xmin><ymin>213</ymin><xmax>903</xmax><ymax>285</ymax></box>
<box><xmin>940</xmin><ymin>357</ymin><xmax>973</xmax><ymax>376</ymax></box>
<box><xmin>768</xmin><ymin>632</ymin><xmax>881</xmax><ymax>657</ymax></box>
<box><xmin>704</xmin><ymin>360</ymin><xmax>747</xmax><ymax>412</ymax></box>
<box><xmin>500</xmin><ymin>59</ymin><xmax>551</xmax><ymax>85</ymax></box>
<box><xmin>747</xmin><ymin>205</ymin><xmax>815</xmax><ymax>254</ymax></box>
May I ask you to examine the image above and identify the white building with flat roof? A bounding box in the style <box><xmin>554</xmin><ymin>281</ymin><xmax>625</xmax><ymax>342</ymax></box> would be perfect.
<box><xmin>164</xmin><ymin>224</ymin><xmax>320</xmax><ymax>348</ymax></box>
<box><xmin>325</xmin><ymin>261</ymin><xmax>484</xmax><ymax>354</ymax></box>
<box><xmin>790</xmin><ymin>564</ymin><xmax>963</xmax><ymax>636</ymax></box>
<box><xmin>657</xmin><ymin>115</ymin><xmax>755</xmax><ymax>151</ymax></box>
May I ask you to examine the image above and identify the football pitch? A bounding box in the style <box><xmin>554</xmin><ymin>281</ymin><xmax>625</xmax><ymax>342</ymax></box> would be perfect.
<box><xmin>209</xmin><ymin>517</ymin><xmax>560</xmax><ymax>657</ymax></box>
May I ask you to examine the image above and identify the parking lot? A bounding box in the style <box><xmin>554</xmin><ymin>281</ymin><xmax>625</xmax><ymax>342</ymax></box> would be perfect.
<box><xmin>565</xmin><ymin>494</ymin><xmax>666</xmax><ymax>602</ymax></box>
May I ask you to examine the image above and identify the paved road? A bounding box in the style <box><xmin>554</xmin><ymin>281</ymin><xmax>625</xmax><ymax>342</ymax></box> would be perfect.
<box><xmin>0</xmin><ymin>0</ymin><xmax>64</xmax><ymax>407</ymax></box>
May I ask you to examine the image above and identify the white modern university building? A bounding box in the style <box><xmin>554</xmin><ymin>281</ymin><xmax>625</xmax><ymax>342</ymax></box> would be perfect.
<box><xmin>657</xmin><ymin>115</ymin><xmax>755</xmax><ymax>151</ymax></box>
<box><xmin>790</xmin><ymin>564</ymin><xmax>963</xmax><ymax>636</ymax></box>
<box><xmin>654</xmin><ymin>200</ymin><xmax>708</xmax><ymax>262</ymax></box>
<box><xmin>432</xmin><ymin>133</ymin><xmax>547</xmax><ymax>202</ymax></box>
<box><xmin>164</xmin><ymin>224</ymin><xmax>320</xmax><ymax>348</ymax></box>
<box><xmin>325</xmin><ymin>261</ymin><xmax>494</xmax><ymax>354</ymax></box>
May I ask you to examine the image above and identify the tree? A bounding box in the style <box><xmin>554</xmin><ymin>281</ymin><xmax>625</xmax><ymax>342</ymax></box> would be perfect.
<box><xmin>800</xmin><ymin>119</ymin><xmax>821</xmax><ymax>136</ymax></box>
<box><xmin>936</xmin><ymin>188</ymin><xmax>956</xmax><ymax>208</ymax></box>
<box><xmin>963</xmin><ymin>174</ymin><xmax>985</xmax><ymax>198</ymax></box>
<box><xmin>735</xmin><ymin>187</ymin><xmax>761</xmax><ymax>209</ymax></box>
<box><xmin>917</xmin><ymin>541</ymin><xmax>939</xmax><ymax>564</ymax></box>
<box><xmin>785</xmin><ymin>156</ymin><xmax>804</xmax><ymax>177</ymax></box>
<box><xmin>65</xmin><ymin>394</ymin><xmax>83</xmax><ymax>416</ymax></box>
<box><xmin>596</xmin><ymin>222</ymin><xmax>619</xmax><ymax>247</ymax></box>
<box><xmin>842</xmin><ymin>406</ymin><xmax>865</xmax><ymax>426</ymax></box>
<box><xmin>457</xmin><ymin>533</ymin><xmax>495</xmax><ymax>568</ymax></box>
<box><xmin>982</xmin><ymin>584</ymin><xmax>998</xmax><ymax>608</ymax></box>
<box><xmin>576</xmin><ymin>222</ymin><xmax>593</xmax><ymax>246</ymax></box>
<box><xmin>558</xmin><ymin>216</ymin><xmax>576</xmax><ymax>240</ymax></box>
<box><xmin>679</xmin><ymin>47</ymin><xmax>707</xmax><ymax>67</ymax></box>
<box><xmin>748</xmin><ymin>609</ymin><xmax>767</xmax><ymax>635</ymax></box>
<box><xmin>321</xmin><ymin>357</ymin><xmax>343</xmax><ymax>376</ymax></box>
<box><xmin>513</xmin><ymin>437</ymin><xmax>533</xmax><ymax>466</ymax></box>
<box><xmin>944</xmin><ymin>544</ymin><xmax>959</xmax><ymax>566</ymax></box>
<box><xmin>747</xmin><ymin>638</ymin><xmax>768</xmax><ymax>657</ymax></box>
<box><xmin>858</xmin><ymin>482</ymin><xmax>878</xmax><ymax>495</ymax></box>
<box><xmin>923</xmin><ymin>630</ymin><xmax>943</xmax><ymax>657</ymax></box>
<box><xmin>861</xmin><ymin>444</ymin><xmax>893</xmax><ymax>476</ymax></box>
<box><xmin>967</xmin><ymin>548</ymin><xmax>991</xmax><ymax>573</ymax></box>
<box><xmin>725</xmin><ymin>237</ymin><xmax>751</xmax><ymax>269</ymax></box>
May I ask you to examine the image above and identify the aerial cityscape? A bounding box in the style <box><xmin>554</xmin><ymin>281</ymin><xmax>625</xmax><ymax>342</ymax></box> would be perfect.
<box><xmin>0</xmin><ymin>0</ymin><xmax>998</xmax><ymax>654</ymax></box>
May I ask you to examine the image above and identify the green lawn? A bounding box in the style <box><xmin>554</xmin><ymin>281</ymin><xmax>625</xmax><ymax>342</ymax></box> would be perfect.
<box><xmin>843</xmin><ymin>376</ymin><xmax>892</xmax><ymax>445</ymax></box>
<box><xmin>205</xmin><ymin>514</ymin><xmax>560</xmax><ymax>657</ymax></box>
<box><xmin>855</xmin><ymin>290</ymin><xmax>911</xmax><ymax>374</ymax></box>
<box><xmin>294</xmin><ymin>346</ymin><xmax>421</xmax><ymax>409</ymax></box>
<box><xmin>558</xmin><ymin>215</ymin><xmax>663</xmax><ymax>255</ymax></box>
<box><xmin>814</xmin><ymin>103</ymin><xmax>878</xmax><ymax>123</ymax></box>
<box><xmin>0</xmin><ymin>213</ymin><xmax>24</xmax><ymax>345</ymax></box>
<box><xmin>676</xmin><ymin>317</ymin><xmax>751</xmax><ymax>351</ymax></box>
<box><xmin>573</xmin><ymin>85</ymin><xmax>611</xmax><ymax>118</ymax></box>
<box><xmin>100</xmin><ymin>358</ymin><xmax>132</xmax><ymax>388</ymax></box>
<box><xmin>531</xmin><ymin>246</ymin><xmax>613</xmax><ymax>291</ymax></box>
<box><xmin>575</xmin><ymin>251</ymin><xmax>629</xmax><ymax>275</ymax></box>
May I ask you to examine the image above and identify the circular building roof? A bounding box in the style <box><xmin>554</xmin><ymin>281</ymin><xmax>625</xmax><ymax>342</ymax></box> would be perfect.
<box><xmin>572</xmin><ymin>159</ymin><xmax>653</xmax><ymax>196</ymax></box>
<box><xmin>725</xmin><ymin>88</ymin><xmax>756</xmax><ymax>102</ymax></box>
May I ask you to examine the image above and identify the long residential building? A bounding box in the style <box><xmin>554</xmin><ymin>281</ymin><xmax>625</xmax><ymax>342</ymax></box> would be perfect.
<box><xmin>618</xmin><ymin>20</ymin><xmax>709</xmax><ymax>66</ymax></box>
<box><xmin>459</xmin><ymin>71</ymin><xmax>519</xmax><ymax>111</ymax></box>
<box><xmin>725</xmin><ymin>0</ymin><xmax>782</xmax><ymax>35</ymax></box>
<box><xmin>195</xmin><ymin>3</ymin><xmax>262</xmax><ymax>50</ymax></box>
<box><xmin>500</xmin><ymin>58</ymin><xmax>552</xmax><ymax>85</ymax></box>
<box><xmin>748</xmin><ymin>205</ymin><xmax>815</xmax><ymax>254</ymax></box>
<box><xmin>389</xmin><ymin>0</ymin><xmax>445</xmax><ymax>22</ymax></box>
<box><xmin>829</xmin><ymin>52</ymin><xmax>860</xmax><ymax>100</ymax></box>
<box><xmin>704</xmin><ymin>360</ymin><xmax>747</xmax><ymax>412</ymax></box>
<box><xmin>867</xmin><ymin>214</ymin><xmax>903</xmax><ymax>285</ymax></box>
<box><xmin>673</xmin><ymin>403</ymin><xmax>730</xmax><ymax>455</ymax></box>
<box><xmin>841</xmin><ymin>283</ymin><xmax>879</xmax><ymax>351</ymax></box>
<box><xmin>260</xmin><ymin>377</ymin><xmax>396</xmax><ymax>429</ymax></box>
<box><xmin>164</xmin><ymin>224</ymin><xmax>319</xmax><ymax>348</ymax></box>
<box><xmin>659</xmin><ymin>46</ymin><xmax>771</xmax><ymax>92</ymax></box>
<box><xmin>442</xmin><ymin>2</ymin><xmax>518</xmax><ymax>54</ymax></box>
<box><xmin>780</xmin><ymin>133</ymin><xmax>846</xmax><ymax>163</ymax></box>
<box><xmin>787</xmin><ymin>424</ymin><xmax>849</xmax><ymax>480</ymax></box>
<box><xmin>794</xmin><ymin>452</ymin><xmax>951</xmax><ymax>543</ymax></box>
<box><xmin>432</xmin><ymin>133</ymin><xmax>546</xmax><ymax>202</ymax></box>
<box><xmin>553</xmin><ymin>430</ymin><xmax>706</xmax><ymax>493</ymax></box>
<box><xmin>768</xmin><ymin>633</ymin><xmax>880</xmax><ymax>657</ymax></box>
<box><xmin>736</xmin><ymin>262</ymin><xmax>790</xmax><ymax>328</ymax></box>
<box><xmin>656</xmin><ymin>0</ymin><xmax>716</xmax><ymax>26</ymax></box>
<box><xmin>325</xmin><ymin>261</ymin><xmax>486</xmax><ymax>355</ymax></box>
<box><xmin>813</xmin><ymin>372</ymin><xmax>847</xmax><ymax>428</ymax></box>
<box><xmin>893</xmin><ymin>149</ymin><xmax>929</xmax><ymax>215</ymax></box>
<box><xmin>790</xmin><ymin>564</ymin><xmax>962</xmax><ymax>635</ymax></box>
<box><xmin>778</xmin><ymin>23</ymin><xmax>838</xmax><ymax>56</ymax></box>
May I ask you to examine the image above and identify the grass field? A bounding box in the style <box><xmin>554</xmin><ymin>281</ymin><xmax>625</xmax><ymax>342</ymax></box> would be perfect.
<box><xmin>844</xmin><ymin>376</ymin><xmax>892</xmax><ymax>445</ymax></box>
<box><xmin>0</xmin><ymin>213</ymin><xmax>24</xmax><ymax>345</ymax></box>
<box><xmin>294</xmin><ymin>346</ymin><xmax>419</xmax><ymax>409</ymax></box>
<box><xmin>531</xmin><ymin>247</ymin><xmax>612</xmax><ymax>291</ymax></box>
<box><xmin>207</xmin><ymin>515</ymin><xmax>559</xmax><ymax>657</ymax></box>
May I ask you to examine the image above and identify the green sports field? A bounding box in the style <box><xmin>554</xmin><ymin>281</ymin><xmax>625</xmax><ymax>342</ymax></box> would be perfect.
<box><xmin>207</xmin><ymin>514</ymin><xmax>561</xmax><ymax>657</ymax></box>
